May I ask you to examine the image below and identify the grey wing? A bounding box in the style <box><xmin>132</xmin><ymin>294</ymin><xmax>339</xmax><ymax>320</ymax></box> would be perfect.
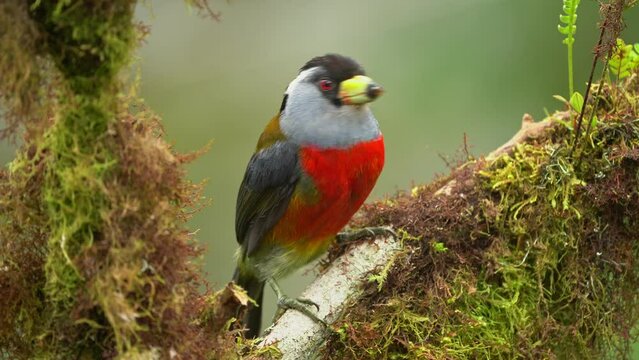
<box><xmin>235</xmin><ymin>141</ymin><xmax>300</xmax><ymax>257</ymax></box>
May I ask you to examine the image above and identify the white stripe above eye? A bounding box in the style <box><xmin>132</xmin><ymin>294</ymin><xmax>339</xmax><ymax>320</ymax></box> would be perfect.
<box><xmin>284</xmin><ymin>68</ymin><xmax>317</xmax><ymax>96</ymax></box>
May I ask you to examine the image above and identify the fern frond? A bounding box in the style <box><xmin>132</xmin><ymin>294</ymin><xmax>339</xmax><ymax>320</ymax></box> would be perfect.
<box><xmin>558</xmin><ymin>0</ymin><xmax>580</xmax><ymax>44</ymax></box>
<box><xmin>558</xmin><ymin>0</ymin><xmax>581</xmax><ymax>96</ymax></box>
<box><xmin>609</xmin><ymin>38</ymin><xmax>639</xmax><ymax>80</ymax></box>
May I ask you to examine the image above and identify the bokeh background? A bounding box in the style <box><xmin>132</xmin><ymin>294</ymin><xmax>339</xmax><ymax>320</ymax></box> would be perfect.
<box><xmin>3</xmin><ymin>0</ymin><xmax>638</xmax><ymax>337</ymax></box>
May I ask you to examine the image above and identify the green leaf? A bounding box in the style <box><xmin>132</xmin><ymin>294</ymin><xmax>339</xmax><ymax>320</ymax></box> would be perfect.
<box><xmin>553</xmin><ymin>94</ymin><xmax>569</xmax><ymax>104</ymax></box>
<box><xmin>432</xmin><ymin>242</ymin><xmax>448</xmax><ymax>253</ymax></box>
<box><xmin>590</xmin><ymin>114</ymin><xmax>599</xmax><ymax>130</ymax></box>
<box><xmin>570</xmin><ymin>91</ymin><xmax>584</xmax><ymax>112</ymax></box>
<box><xmin>609</xmin><ymin>38</ymin><xmax>639</xmax><ymax>80</ymax></box>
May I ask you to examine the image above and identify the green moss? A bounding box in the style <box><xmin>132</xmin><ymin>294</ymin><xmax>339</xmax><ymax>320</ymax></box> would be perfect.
<box><xmin>29</xmin><ymin>0</ymin><xmax>136</xmax><ymax>95</ymax></box>
<box><xmin>24</xmin><ymin>1</ymin><xmax>136</xmax><ymax>353</ymax></box>
<box><xmin>0</xmin><ymin>1</ymin><xmax>223</xmax><ymax>358</ymax></box>
<box><xmin>325</xmin><ymin>74</ymin><xmax>639</xmax><ymax>358</ymax></box>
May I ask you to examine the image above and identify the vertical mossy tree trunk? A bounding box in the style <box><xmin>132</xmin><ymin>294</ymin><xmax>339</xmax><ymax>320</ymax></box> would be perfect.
<box><xmin>0</xmin><ymin>1</ymin><xmax>222</xmax><ymax>358</ymax></box>
<box><xmin>31</xmin><ymin>0</ymin><xmax>137</xmax><ymax>337</ymax></box>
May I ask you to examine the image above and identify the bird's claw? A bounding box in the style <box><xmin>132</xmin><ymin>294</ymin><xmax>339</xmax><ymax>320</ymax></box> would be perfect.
<box><xmin>294</xmin><ymin>297</ymin><xmax>320</xmax><ymax>311</ymax></box>
<box><xmin>276</xmin><ymin>295</ymin><xmax>326</xmax><ymax>327</ymax></box>
<box><xmin>266</xmin><ymin>278</ymin><xmax>326</xmax><ymax>327</ymax></box>
<box><xmin>336</xmin><ymin>226</ymin><xmax>397</xmax><ymax>245</ymax></box>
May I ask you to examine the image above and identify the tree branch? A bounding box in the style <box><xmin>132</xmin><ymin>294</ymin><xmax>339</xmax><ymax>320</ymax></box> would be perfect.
<box><xmin>256</xmin><ymin>112</ymin><xmax>565</xmax><ymax>358</ymax></box>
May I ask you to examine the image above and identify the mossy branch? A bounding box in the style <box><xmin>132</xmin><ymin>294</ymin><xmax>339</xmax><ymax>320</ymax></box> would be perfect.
<box><xmin>246</xmin><ymin>70</ymin><xmax>639</xmax><ymax>358</ymax></box>
<box><xmin>247</xmin><ymin>113</ymin><xmax>560</xmax><ymax>359</ymax></box>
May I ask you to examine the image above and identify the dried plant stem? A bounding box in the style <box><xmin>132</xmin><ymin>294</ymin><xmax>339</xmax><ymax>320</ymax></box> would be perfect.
<box><xmin>571</xmin><ymin>25</ymin><xmax>606</xmax><ymax>157</ymax></box>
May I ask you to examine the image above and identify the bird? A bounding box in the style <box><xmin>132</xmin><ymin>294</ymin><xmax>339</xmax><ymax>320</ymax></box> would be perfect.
<box><xmin>233</xmin><ymin>54</ymin><xmax>385</xmax><ymax>338</ymax></box>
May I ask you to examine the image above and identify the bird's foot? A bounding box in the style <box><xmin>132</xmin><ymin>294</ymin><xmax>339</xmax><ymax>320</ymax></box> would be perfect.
<box><xmin>267</xmin><ymin>279</ymin><xmax>327</xmax><ymax>327</ymax></box>
<box><xmin>336</xmin><ymin>226</ymin><xmax>397</xmax><ymax>245</ymax></box>
<box><xmin>275</xmin><ymin>296</ymin><xmax>326</xmax><ymax>326</ymax></box>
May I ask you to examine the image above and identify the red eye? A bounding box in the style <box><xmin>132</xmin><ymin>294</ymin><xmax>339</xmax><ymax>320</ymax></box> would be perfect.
<box><xmin>319</xmin><ymin>79</ymin><xmax>334</xmax><ymax>91</ymax></box>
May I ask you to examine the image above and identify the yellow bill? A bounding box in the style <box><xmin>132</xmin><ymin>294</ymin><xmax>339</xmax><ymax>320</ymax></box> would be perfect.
<box><xmin>339</xmin><ymin>75</ymin><xmax>383</xmax><ymax>105</ymax></box>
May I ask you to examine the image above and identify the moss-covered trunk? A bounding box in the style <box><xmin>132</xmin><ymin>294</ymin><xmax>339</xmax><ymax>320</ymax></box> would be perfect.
<box><xmin>0</xmin><ymin>1</ymin><xmax>227</xmax><ymax>358</ymax></box>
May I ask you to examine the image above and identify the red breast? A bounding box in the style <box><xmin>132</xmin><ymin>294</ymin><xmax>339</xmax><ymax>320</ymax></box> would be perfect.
<box><xmin>269</xmin><ymin>136</ymin><xmax>385</xmax><ymax>248</ymax></box>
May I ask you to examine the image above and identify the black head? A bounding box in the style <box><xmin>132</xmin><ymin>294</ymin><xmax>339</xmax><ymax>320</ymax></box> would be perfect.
<box><xmin>301</xmin><ymin>54</ymin><xmax>366</xmax><ymax>82</ymax></box>
<box><xmin>300</xmin><ymin>54</ymin><xmax>366</xmax><ymax>107</ymax></box>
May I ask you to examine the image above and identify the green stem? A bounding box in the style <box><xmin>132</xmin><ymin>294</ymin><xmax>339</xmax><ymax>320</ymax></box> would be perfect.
<box><xmin>568</xmin><ymin>43</ymin><xmax>574</xmax><ymax>96</ymax></box>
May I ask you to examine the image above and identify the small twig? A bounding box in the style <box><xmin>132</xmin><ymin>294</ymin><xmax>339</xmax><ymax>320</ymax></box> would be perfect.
<box><xmin>572</xmin><ymin>0</ymin><xmax>626</xmax><ymax>166</ymax></box>
<box><xmin>570</xmin><ymin>25</ymin><xmax>606</xmax><ymax>157</ymax></box>
<box><xmin>575</xmin><ymin>60</ymin><xmax>610</xmax><ymax>169</ymax></box>
<box><xmin>463</xmin><ymin>132</ymin><xmax>472</xmax><ymax>161</ymax></box>
<box><xmin>191</xmin><ymin>0</ymin><xmax>222</xmax><ymax>22</ymax></box>
<box><xmin>437</xmin><ymin>152</ymin><xmax>454</xmax><ymax>170</ymax></box>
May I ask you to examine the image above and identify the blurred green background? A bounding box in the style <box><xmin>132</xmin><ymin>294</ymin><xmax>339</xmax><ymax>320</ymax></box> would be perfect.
<box><xmin>3</xmin><ymin>0</ymin><xmax>638</xmax><ymax>337</ymax></box>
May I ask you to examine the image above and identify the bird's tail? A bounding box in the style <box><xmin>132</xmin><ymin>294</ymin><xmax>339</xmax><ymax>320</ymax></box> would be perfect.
<box><xmin>232</xmin><ymin>267</ymin><xmax>265</xmax><ymax>338</ymax></box>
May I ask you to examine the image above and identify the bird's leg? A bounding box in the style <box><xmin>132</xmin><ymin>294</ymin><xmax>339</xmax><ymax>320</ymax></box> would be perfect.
<box><xmin>267</xmin><ymin>278</ymin><xmax>327</xmax><ymax>327</ymax></box>
<box><xmin>336</xmin><ymin>226</ymin><xmax>397</xmax><ymax>245</ymax></box>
